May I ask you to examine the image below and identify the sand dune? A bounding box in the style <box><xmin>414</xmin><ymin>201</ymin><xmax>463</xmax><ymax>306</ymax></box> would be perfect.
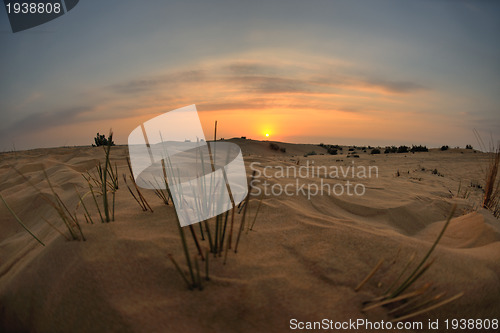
<box><xmin>1</xmin><ymin>140</ymin><xmax>499</xmax><ymax>332</ymax></box>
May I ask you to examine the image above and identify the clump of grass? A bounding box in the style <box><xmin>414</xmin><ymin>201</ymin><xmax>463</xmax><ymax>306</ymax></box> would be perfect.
<box><xmin>356</xmin><ymin>205</ymin><xmax>463</xmax><ymax>321</ymax></box>
<box><xmin>123</xmin><ymin>157</ymin><xmax>153</xmax><ymax>212</ymax></box>
<box><xmin>166</xmin><ymin>122</ymin><xmax>260</xmax><ymax>289</ymax></box>
<box><xmin>482</xmin><ymin>143</ymin><xmax>499</xmax><ymax>217</ymax></box>
<box><xmin>82</xmin><ymin>131</ymin><xmax>119</xmax><ymax>222</ymax></box>
<box><xmin>0</xmin><ymin>193</ymin><xmax>45</xmax><ymax>246</ymax></box>
<box><xmin>148</xmin><ymin>160</ymin><xmax>172</xmax><ymax>205</ymax></box>
<box><xmin>74</xmin><ymin>185</ymin><xmax>95</xmax><ymax>225</ymax></box>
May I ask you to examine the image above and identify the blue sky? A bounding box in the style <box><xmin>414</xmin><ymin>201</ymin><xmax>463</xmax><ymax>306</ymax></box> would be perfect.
<box><xmin>0</xmin><ymin>0</ymin><xmax>499</xmax><ymax>150</ymax></box>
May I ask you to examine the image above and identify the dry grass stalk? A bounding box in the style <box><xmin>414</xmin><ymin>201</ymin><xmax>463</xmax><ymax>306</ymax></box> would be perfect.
<box><xmin>13</xmin><ymin>167</ymin><xmax>85</xmax><ymax>241</ymax></box>
<box><xmin>234</xmin><ymin>171</ymin><xmax>256</xmax><ymax>253</ymax></box>
<box><xmin>248</xmin><ymin>193</ymin><xmax>264</xmax><ymax>232</ymax></box>
<box><xmin>357</xmin><ymin>205</ymin><xmax>461</xmax><ymax>320</ymax></box>
<box><xmin>363</xmin><ymin>283</ymin><xmax>431</xmax><ymax>312</ymax></box>
<box><xmin>389</xmin><ymin>205</ymin><xmax>456</xmax><ymax>298</ymax></box>
<box><xmin>0</xmin><ymin>193</ymin><xmax>45</xmax><ymax>246</ymax></box>
<box><xmin>355</xmin><ymin>258</ymin><xmax>384</xmax><ymax>292</ymax></box>
<box><xmin>168</xmin><ymin>254</ymin><xmax>192</xmax><ymax>290</ymax></box>
<box><xmin>483</xmin><ymin>142</ymin><xmax>499</xmax><ymax>216</ymax></box>
<box><xmin>390</xmin><ymin>292</ymin><xmax>464</xmax><ymax>322</ymax></box>
<box><xmin>124</xmin><ymin>157</ymin><xmax>153</xmax><ymax>212</ymax></box>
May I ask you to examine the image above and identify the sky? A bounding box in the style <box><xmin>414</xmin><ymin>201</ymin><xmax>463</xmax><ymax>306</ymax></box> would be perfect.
<box><xmin>0</xmin><ymin>0</ymin><xmax>499</xmax><ymax>151</ymax></box>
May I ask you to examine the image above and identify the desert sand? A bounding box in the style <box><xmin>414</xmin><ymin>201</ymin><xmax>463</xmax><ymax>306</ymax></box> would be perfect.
<box><xmin>1</xmin><ymin>139</ymin><xmax>499</xmax><ymax>332</ymax></box>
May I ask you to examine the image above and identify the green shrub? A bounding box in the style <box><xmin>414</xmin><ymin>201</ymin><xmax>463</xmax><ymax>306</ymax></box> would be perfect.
<box><xmin>410</xmin><ymin>145</ymin><xmax>428</xmax><ymax>152</ymax></box>
<box><xmin>269</xmin><ymin>142</ymin><xmax>280</xmax><ymax>151</ymax></box>
<box><xmin>304</xmin><ymin>151</ymin><xmax>317</xmax><ymax>157</ymax></box>
<box><xmin>397</xmin><ymin>145</ymin><xmax>409</xmax><ymax>153</ymax></box>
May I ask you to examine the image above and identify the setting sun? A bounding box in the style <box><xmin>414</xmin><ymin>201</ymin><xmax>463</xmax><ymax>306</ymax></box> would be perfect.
<box><xmin>265</xmin><ymin>133</ymin><xmax>270</xmax><ymax>137</ymax></box>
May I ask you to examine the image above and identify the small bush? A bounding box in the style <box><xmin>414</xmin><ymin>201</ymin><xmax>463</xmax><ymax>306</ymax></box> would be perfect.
<box><xmin>328</xmin><ymin>147</ymin><xmax>338</xmax><ymax>155</ymax></box>
<box><xmin>410</xmin><ymin>145</ymin><xmax>428</xmax><ymax>152</ymax></box>
<box><xmin>440</xmin><ymin>145</ymin><xmax>449</xmax><ymax>151</ymax></box>
<box><xmin>466</xmin><ymin>144</ymin><xmax>473</xmax><ymax>149</ymax></box>
<box><xmin>384</xmin><ymin>146</ymin><xmax>398</xmax><ymax>154</ymax></box>
<box><xmin>269</xmin><ymin>143</ymin><xmax>280</xmax><ymax>151</ymax></box>
<box><xmin>304</xmin><ymin>151</ymin><xmax>317</xmax><ymax>157</ymax></box>
<box><xmin>397</xmin><ymin>145</ymin><xmax>409</xmax><ymax>153</ymax></box>
<box><xmin>371</xmin><ymin>148</ymin><xmax>381</xmax><ymax>154</ymax></box>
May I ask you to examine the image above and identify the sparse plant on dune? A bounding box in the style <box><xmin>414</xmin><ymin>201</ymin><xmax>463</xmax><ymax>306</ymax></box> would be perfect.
<box><xmin>356</xmin><ymin>205</ymin><xmax>464</xmax><ymax>322</ymax></box>
<box><xmin>123</xmin><ymin>157</ymin><xmax>153</xmax><ymax>212</ymax></box>
<box><xmin>473</xmin><ymin>130</ymin><xmax>500</xmax><ymax>218</ymax></box>
<box><xmin>81</xmin><ymin>130</ymin><xmax>119</xmax><ymax>223</ymax></box>
<box><xmin>167</xmin><ymin>122</ymin><xmax>259</xmax><ymax>290</ymax></box>
<box><xmin>482</xmin><ymin>143</ymin><xmax>499</xmax><ymax>217</ymax></box>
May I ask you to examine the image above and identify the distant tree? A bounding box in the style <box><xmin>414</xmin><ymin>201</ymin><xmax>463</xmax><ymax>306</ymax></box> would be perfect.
<box><xmin>410</xmin><ymin>145</ymin><xmax>428</xmax><ymax>152</ymax></box>
<box><xmin>466</xmin><ymin>144</ymin><xmax>473</xmax><ymax>149</ymax></box>
<box><xmin>397</xmin><ymin>145</ymin><xmax>409</xmax><ymax>153</ymax></box>
<box><xmin>371</xmin><ymin>148</ymin><xmax>381</xmax><ymax>154</ymax></box>
<box><xmin>440</xmin><ymin>145</ymin><xmax>449</xmax><ymax>151</ymax></box>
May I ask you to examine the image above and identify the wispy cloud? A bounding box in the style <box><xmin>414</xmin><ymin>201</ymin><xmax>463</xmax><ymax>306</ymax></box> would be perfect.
<box><xmin>6</xmin><ymin>105</ymin><xmax>93</xmax><ymax>133</ymax></box>
<box><xmin>0</xmin><ymin>54</ymin><xmax>435</xmax><ymax>150</ymax></box>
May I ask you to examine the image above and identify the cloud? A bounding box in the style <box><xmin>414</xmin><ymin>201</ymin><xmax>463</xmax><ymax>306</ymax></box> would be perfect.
<box><xmin>230</xmin><ymin>76</ymin><xmax>313</xmax><ymax>94</ymax></box>
<box><xmin>363</xmin><ymin>78</ymin><xmax>427</xmax><ymax>94</ymax></box>
<box><xmin>110</xmin><ymin>70</ymin><xmax>207</xmax><ymax>94</ymax></box>
<box><xmin>108</xmin><ymin>58</ymin><xmax>429</xmax><ymax>100</ymax></box>
<box><xmin>3</xmin><ymin>55</ymin><xmax>430</xmax><ymax>149</ymax></box>
<box><xmin>5</xmin><ymin>105</ymin><xmax>92</xmax><ymax>133</ymax></box>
